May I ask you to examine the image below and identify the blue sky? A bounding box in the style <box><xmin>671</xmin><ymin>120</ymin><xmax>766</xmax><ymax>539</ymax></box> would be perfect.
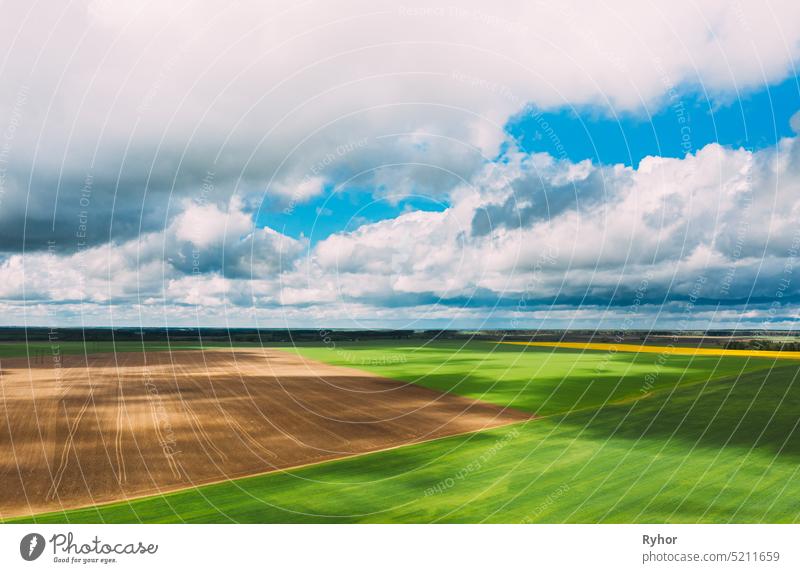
<box><xmin>258</xmin><ymin>188</ymin><xmax>448</xmax><ymax>244</ymax></box>
<box><xmin>507</xmin><ymin>74</ymin><xmax>800</xmax><ymax>167</ymax></box>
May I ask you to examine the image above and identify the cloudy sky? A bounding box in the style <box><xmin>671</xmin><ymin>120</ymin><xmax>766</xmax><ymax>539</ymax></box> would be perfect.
<box><xmin>1</xmin><ymin>0</ymin><xmax>799</xmax><ymax>329</ymax></box>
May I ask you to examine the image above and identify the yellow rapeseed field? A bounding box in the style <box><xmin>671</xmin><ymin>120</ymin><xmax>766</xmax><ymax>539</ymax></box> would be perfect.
<box><xmin>503</xmin><ymin>341</ymin><xmax>800</xmax><ymax>360</ymax></box>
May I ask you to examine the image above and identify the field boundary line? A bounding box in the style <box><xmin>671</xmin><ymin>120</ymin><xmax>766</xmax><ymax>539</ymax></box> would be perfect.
<box><xmin>502</xmin><ymin>341</ymin><xmax>800</xmax><ymax>360</ymax></box>
<box><xmin>3</xmin><ymin>418</ymin><xmax>532</xmax><ymax>523</ymax></box>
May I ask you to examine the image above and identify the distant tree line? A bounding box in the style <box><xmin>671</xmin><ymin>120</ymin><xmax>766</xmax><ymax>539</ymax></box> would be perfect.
<box><xmin>0</xmin><ymin>327</ymin><xmax>422</xmax><ymax>343</ymax></box>
<box><xmin>725</xmin><ymin>339</ymin><xmax>800</xmax><ymax>351</ymax></box>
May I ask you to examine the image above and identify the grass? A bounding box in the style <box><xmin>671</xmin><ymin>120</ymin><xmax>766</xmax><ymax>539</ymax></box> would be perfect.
<box><xmin>7</xmin><ymin>341</ymin><xmax>800</xmax><ymax>523</ymax></box>
<box><xmin>286</xmin><ymin>340</ymin><xmax>779</xmax><ymax>415</ymax></box>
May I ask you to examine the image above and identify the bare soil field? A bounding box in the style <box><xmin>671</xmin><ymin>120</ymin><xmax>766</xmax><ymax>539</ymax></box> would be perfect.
<box><xmin>0</xmin><ymin>347</ymin><xmax>529</xmax><ymax>519</ymax></box>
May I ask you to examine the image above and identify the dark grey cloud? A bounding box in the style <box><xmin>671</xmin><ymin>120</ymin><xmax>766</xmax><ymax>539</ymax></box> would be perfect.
<box><xmin>471</xmin><ymin>167</ymin><xmax>623</xmax><ymax>236</ymax></box>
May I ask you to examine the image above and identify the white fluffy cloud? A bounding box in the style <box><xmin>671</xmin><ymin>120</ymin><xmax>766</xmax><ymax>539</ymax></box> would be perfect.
<box><xmin>0</xmin><ymin>198</ymin><xmax>304</xmax><ymax>307</ymax></box>
<box><xmin>173</xmin><ymin>198</ymin><xmax>251</xmax><ymax>248</ymax></box>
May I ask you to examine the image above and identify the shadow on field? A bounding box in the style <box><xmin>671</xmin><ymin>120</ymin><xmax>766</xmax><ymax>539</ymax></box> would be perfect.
<box><xmin>556</xmin><ymin>363</ymin><xmax>800</xmax><ymax>458</ymax></box>
<box><xmin>386</xmin><ymin>354</ymin><xmax>720</xmax><ymax>416</ymax></box>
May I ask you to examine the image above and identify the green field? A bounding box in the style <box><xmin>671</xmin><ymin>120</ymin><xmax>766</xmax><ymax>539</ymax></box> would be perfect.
<box><xmin>285</xmin><ymin>341</ymin><xmax>779</xmax><ymax>415</ymax></box>
<box><xmin>7</xmin><ymin>340</ymin><xmax>800</xmax><ymax>524</ymax></box>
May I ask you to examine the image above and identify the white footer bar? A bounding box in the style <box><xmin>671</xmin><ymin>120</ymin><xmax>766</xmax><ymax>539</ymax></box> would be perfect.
<box><xmin>1</xmin><ymin>524</ymin><xmax>797</xmax><ymax>572</ymax></box>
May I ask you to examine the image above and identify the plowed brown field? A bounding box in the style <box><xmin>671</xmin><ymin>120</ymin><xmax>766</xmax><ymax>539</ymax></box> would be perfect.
<box><xmin>0</xmin><ymin>348</ymin><xmax>529</xmax><ymax>518</ymax></box>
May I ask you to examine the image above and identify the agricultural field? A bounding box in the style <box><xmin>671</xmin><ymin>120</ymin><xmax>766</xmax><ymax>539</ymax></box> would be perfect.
<box><xmin>0</xmin><ymin>345</ymin><xmax>523</xmax><ymax>519</ymax></box>
<box><xmin>3</xmin><ymin>339</ymin><xmax>799</xmax><ymax>523</ymax></box>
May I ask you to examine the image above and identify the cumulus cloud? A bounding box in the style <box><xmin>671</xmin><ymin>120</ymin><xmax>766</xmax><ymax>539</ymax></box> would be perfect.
<box><xmin>173</xmin><ymin>198</ymin><xmax>251</xmax><ymax>249</ymax></box>
<box><xmin>289</xmin><ymin>135</ymin><xmax>800</xmax><ymax>315</ymax></box>
<box><xmin>0</xmin><ymin>197</ymin><xmax>304</xmax><ymax>307</ymax></box>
